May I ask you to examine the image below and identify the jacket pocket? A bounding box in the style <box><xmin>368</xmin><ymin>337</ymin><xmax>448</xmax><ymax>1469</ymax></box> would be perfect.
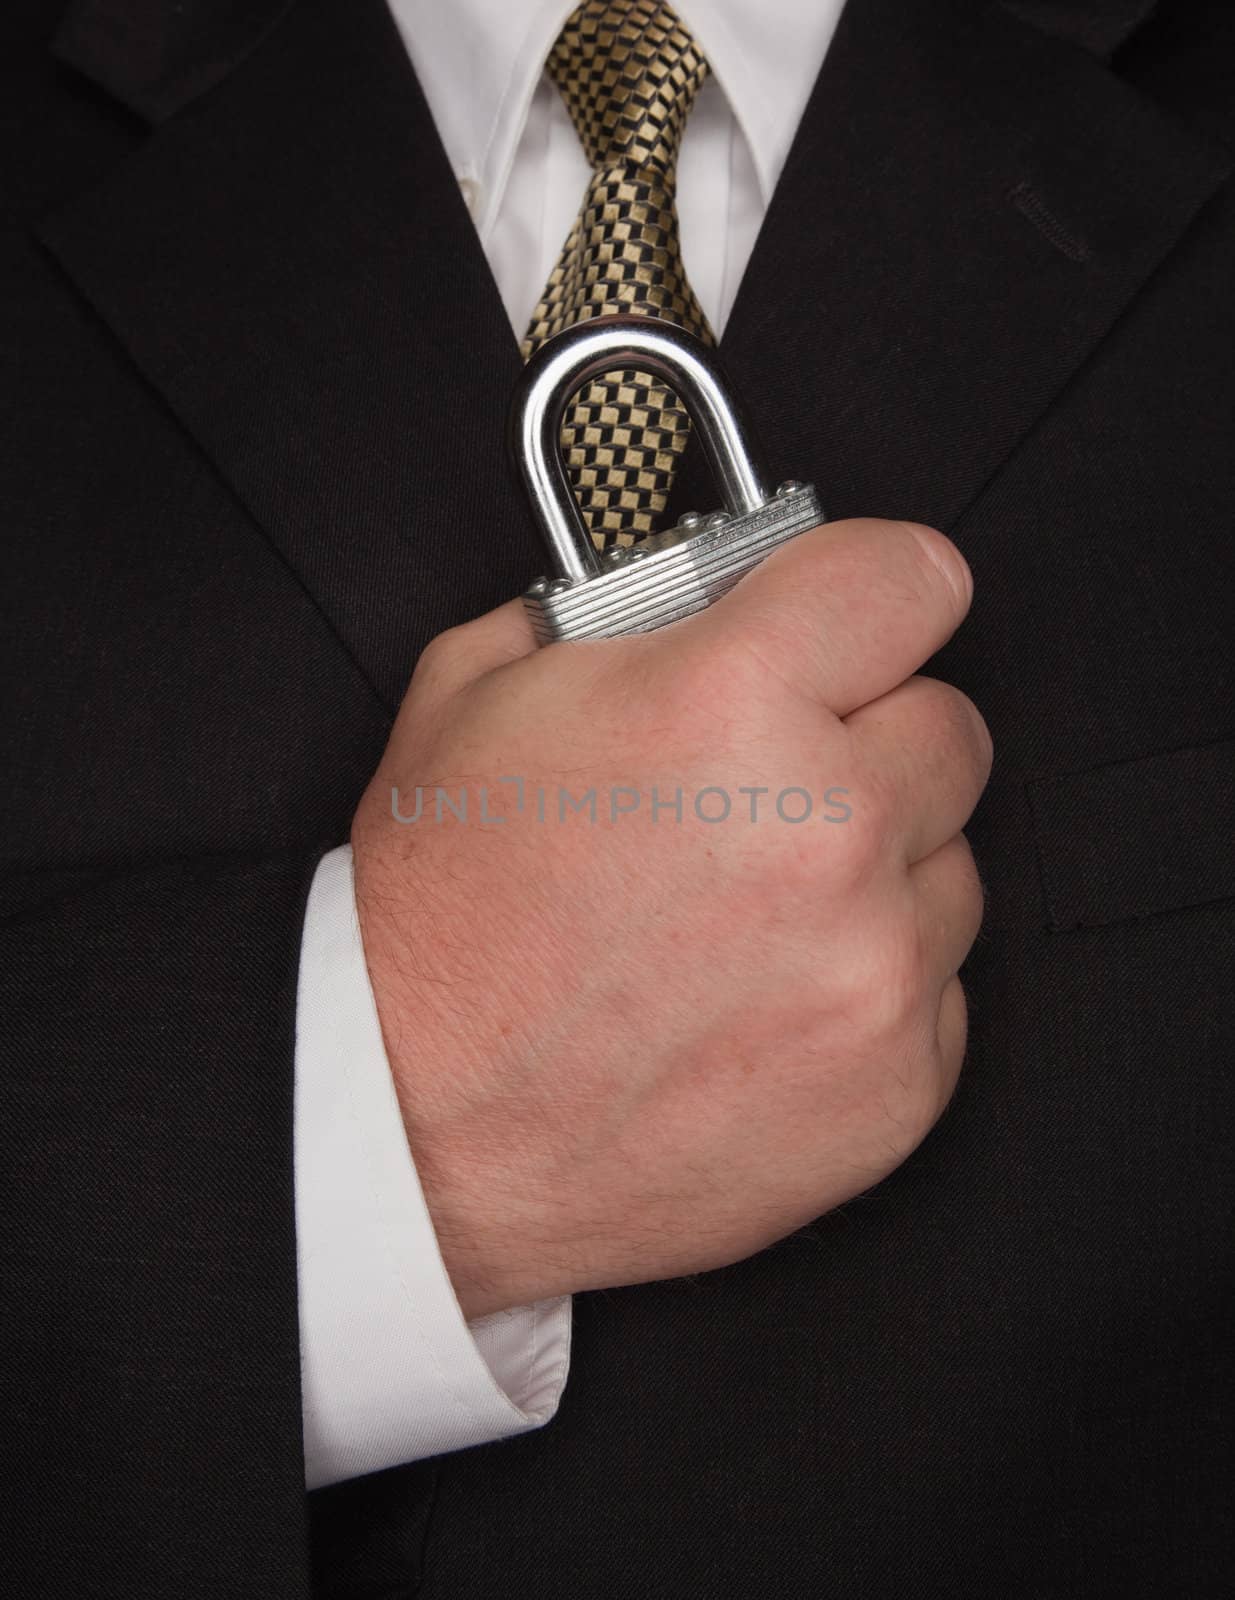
<box><xmin>1026</xmin><ymin>737</ymin><xmax>1235</xmax><ymax>931</ymax></box>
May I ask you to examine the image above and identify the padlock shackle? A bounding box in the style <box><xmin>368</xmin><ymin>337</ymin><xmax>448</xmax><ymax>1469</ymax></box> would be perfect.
<box><xmin>510</xmin><ymin>316</ymin><xmax>772</xmax><ymax>585</ymax></box>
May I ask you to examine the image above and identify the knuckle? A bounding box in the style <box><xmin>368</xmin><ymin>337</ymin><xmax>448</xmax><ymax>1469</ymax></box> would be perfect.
<box><xmin>913</xmin><ymin>1035</ymin><xmax>956</xmax><ymax>1144</ymax></box>
<box><xmin>839</xmin><ymin>919</ymin><xmax>931</xmax><ymax>1049</ymax></box>
<box><xmin>939</xmin><ymin>684</ymin><xmax>993</xmax><ymax>770</ymax></box>
<box><xmin>867</xmin><ymin>1039</ymin><xmax>943</xmax><ymax>1161</ymax></box>
<box><xmin>902</xmin><ymin>681</ymin><xmax>998</xmax><ymax>812</ymax></box>
<box><xmin>938</xmin><ymin>977</ymin><xmax>969</xmax><ymax>1081</ymax></box>
<box><xmin>909</xmin><ymin>1058</ymin><xmax>952</xmax><ymax>1145</ymax></box>
<box><xmin>934</xmin><ymin>1060</ymin><xmax>962</xmax><ymax>1127</ymax></box>
<box><xmin>954</xmin><ymin>837</ymin><xmax>987</xmax><ymax>942</ymax></box>
<box><xmin>827</xmin><ymin>794</ymin><xmax>886</xmax><ymax>890</ymax></box>
<box><xmin>833</xmin><ymin>747</ymin><xmax>898</xmax><ymax>868</ymax></box>
<box><xmin>890</xmin><ymin>1031</ymin><xmax>952</xmax><ymax>1152</ymax></box>
<box><xmin>916</xmin><ymin>834</ymin><xmax>985</xmax><ymax>957</ymax></box>
<box><xmin>913</xmin><ymin>680</ymin><xmax>994</xmax><ymax>790</ymax></box>
<box><xmin>879</xmin><ymin>931</ymin><xmax>932</xmax><ymax>1041</ymax></box>
<box><xmin>937</xmin><ymin>828</ymin><xmax>984</xmax><ymax>908</ymax></box>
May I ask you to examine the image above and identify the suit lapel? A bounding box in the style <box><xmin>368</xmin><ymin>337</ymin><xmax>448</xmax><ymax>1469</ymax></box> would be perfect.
<box><xmin>41</xmin><ymin>0</ymin><xmax>536</xmax><ymax>712</ymax></box>
<box><xmin>43</xmin><ymin>0</ymin><xmax>1230</xmax><ymax>708</ymax></box>
<box><xmin>672</xmin><ymin>0</ymin><xmax>1229</xmax><ymax>539</ymax></box>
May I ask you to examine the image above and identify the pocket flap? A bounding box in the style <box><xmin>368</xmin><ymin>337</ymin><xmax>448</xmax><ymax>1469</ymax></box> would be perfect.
<box><xmin>1026</xmin><ymin>738</ymin><xmax>1235</xmax><ymax>931</ymax></box>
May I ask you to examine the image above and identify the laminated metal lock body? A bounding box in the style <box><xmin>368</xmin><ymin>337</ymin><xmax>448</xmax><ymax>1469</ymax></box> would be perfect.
<box><xmin>511</xmin><ymin>316</ymin><xmax>824</xmax><ymax>644</ymax></box>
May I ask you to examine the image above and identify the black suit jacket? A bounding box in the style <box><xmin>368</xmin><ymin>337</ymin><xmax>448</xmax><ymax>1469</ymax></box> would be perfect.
<box><xmin>2</xmin><ymin>0</ymin><xmax>1233</xmax><ymax>1595</ymax></box>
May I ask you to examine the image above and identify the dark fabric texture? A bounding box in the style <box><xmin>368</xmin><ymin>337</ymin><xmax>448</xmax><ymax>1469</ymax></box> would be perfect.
<box><xmin>2</xmin><ymin>0</ymin><xmax>1233</xmax><ymax>1595</ymax></box>
<box><xmin>1027</xmin><ymin>737</ymin><xmax>1235</xmax><ymax>929</ymax></box>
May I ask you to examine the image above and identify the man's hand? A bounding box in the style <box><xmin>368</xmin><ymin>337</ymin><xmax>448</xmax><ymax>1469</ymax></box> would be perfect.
<box><xmin>351</xmin><ymin>519</ymin><xmax>991</xmax><ymax>1319</ymax></box>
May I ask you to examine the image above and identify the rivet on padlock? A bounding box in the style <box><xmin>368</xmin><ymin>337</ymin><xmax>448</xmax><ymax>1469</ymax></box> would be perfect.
<box><xmin>509</xmin><ymin>315</ymin><xmax>825</xmax><ymax>644</ymax></box>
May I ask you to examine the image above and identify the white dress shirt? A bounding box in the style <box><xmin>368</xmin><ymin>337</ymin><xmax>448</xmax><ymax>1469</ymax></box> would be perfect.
<box><xmin>295</xmin><ymin>0</ymin><xmax>846</xmax><ymax>1491</ymax></box>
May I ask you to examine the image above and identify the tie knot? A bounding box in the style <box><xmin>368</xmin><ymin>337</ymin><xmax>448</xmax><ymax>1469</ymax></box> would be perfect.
<box><xmin>547</xmin><ymin>0</ymin><xmax>709</xmax><ymax>175</ymax></box>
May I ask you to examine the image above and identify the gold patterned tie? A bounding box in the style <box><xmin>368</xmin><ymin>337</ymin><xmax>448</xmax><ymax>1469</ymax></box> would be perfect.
<box><xmin>522</xmin><ymin>0</ymin><xmax>715</xmax><ymax>550</ymax></box>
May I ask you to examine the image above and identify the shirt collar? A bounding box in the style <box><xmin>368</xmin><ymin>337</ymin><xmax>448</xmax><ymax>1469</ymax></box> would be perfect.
<box><xmin>675</xmin><ymin>0</ymin><xmax>846</xmax><ymax>205</ymax></box>
<box><xmin>387</xmin><ymin>0</ymin><xmax>846</xmax><ymax>232</ymax></box>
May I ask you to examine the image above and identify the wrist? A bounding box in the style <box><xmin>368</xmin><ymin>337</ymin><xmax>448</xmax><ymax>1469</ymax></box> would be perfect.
<box><xmin>350</xmin><ymin>834</ymin><xmax>559</xmax><ymax>1320</ymax></box>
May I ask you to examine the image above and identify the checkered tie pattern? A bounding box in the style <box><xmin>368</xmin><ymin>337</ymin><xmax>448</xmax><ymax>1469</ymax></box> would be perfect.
<box><xmin>522</xmin><ymin>0</ymin><xmax>715</xmax><ymax>550</ymax></box>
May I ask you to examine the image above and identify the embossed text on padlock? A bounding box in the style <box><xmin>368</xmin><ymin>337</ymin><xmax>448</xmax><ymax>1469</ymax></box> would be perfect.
<box><xmin>510</xmin><ymin>316</ymin><xmax>825</xmax><ymax>644</ymax></box>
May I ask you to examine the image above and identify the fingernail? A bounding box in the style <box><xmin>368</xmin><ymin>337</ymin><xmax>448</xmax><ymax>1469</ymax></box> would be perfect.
<box><xmin>903</xmin><ymin>523</ymin><xmax>973</xmax><ymax>611</ymax></box>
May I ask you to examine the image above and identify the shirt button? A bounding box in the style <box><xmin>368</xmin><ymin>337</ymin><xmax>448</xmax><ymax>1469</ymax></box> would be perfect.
<box><xmin>458</xmin><ymin>175</ymin><xmax>482</xmax><ymax>216</ymax></box>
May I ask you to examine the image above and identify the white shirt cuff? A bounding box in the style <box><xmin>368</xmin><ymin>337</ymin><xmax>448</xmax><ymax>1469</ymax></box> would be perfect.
<box><xmin>294</xmin><ymin>844</ymin><xmax>572</xmax><ymax>1490</ymax></box>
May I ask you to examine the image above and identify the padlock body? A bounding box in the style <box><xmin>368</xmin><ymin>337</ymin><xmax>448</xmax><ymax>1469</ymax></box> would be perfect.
<box><xmin>523</xmin><ymin>482</ymin><xmax>824</xmax><ymax>644</ymax></box>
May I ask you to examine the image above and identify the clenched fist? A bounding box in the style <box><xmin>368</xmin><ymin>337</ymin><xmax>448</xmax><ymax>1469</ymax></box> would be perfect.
<box><xmin>351</xmin><ymin>518</ymin><xmax>991</xmax><ymax>1319</ymax></box>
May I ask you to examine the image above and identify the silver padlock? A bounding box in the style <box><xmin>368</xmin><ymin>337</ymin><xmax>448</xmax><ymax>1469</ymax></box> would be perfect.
<box><xmin>511</xmin><ymin>315</ymin><xmax>824</xmax><ymax>644</ymax></box>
